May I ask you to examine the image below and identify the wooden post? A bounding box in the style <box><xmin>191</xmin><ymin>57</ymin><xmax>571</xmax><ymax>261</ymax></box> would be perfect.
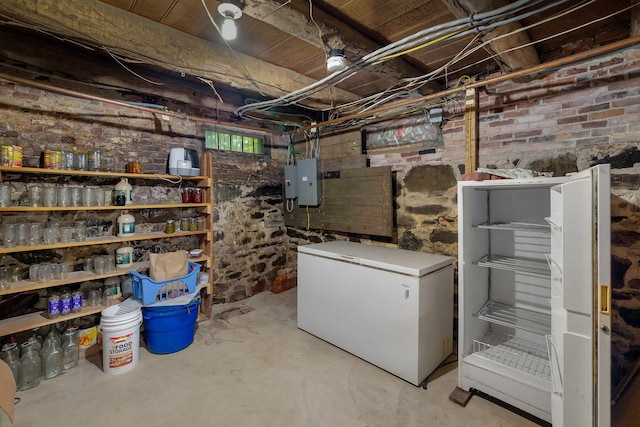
<box><xmin>632</xmin><ymin>0</ymin><xmax>640</xmax><ymax>36</ymax></box>
<box><xmin>464</xmin><ymin>87</ymin><xmax>479</xmax><ymax>174</ymax></box>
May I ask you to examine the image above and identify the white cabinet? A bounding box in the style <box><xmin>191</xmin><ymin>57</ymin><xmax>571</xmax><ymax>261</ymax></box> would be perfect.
<box><xmin>297</xmin><ymin>241</ymin><xmax>454</xmax><ymax>386</ymax></box>
<box><xmin>456</xmin><ymin>165</ymin><xmax>611</xmax><ymax>426</ymax></box>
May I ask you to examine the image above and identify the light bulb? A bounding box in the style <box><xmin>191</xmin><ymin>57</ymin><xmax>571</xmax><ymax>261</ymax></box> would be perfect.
<box><xmin>327</xmin><ymin>49</ymin><xmax>347</xmax><ymax>73</ymax></box>
<box><xmin>221</xmin><ymin>17</ymin><xmax>237</xmax><ymax>41</ymax></box>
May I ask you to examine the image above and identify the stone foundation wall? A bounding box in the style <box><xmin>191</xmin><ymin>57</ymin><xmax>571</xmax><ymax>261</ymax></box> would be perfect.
<box><xmin>211</xmin><ymin>151</ymin><xmax>295</xmax><ymax>303</ymax></box>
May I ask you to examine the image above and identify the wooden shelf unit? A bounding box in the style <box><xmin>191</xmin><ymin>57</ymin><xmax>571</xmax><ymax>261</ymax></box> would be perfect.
<box><xmin>0</xmin><ymin>157</ymin><xmax>214</xmax><ymax>338</ymax></box>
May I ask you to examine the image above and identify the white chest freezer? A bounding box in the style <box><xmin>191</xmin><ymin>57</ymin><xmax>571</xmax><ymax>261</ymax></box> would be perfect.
<box><xmin>297</xmin><ymin>241</ymin><xmax>454</xmax><ymax>386</ymax></box>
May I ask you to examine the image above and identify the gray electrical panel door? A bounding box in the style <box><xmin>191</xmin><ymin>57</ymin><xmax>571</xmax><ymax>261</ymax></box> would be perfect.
<box><xmin>284</xmin><ymin>165</ymin><xmax>298</xmax><ymax>199</ymax></box>
<box><xmin>297</xmin><ymin>158</ymin><xmax>321</xmax><ymax>206</ymax></box>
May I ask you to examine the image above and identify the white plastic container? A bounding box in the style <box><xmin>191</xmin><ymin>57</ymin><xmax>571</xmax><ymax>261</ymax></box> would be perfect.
<box><xmin>99</xmin><ymin>304</ymin><xmax>142</xmax><ymax>375</ymax></box>
<box><xmin>116</xmin><ymin>245</ymin><xmax>134</xmax><ymax>269</ymax></box>
<box><xmin>117</xmin><ymin>211</ymin><xmax>135</xmax><ymax>237</ymax></box>
<box><xmin>114</xmin><ymin>177</ymin><xmax>133</xmax><ymax>205</ymax></box>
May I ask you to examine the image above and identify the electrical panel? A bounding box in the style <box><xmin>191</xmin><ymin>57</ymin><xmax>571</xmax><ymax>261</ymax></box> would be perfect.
<box><xmin>297</xmin><ymin>158</ymin><xmax>321</xmax><ymax>206</ymax></box>
<box><xmin>284</xmin><ymin>165</ymin><xmax>298</xmax><ymax>199</ymax></box>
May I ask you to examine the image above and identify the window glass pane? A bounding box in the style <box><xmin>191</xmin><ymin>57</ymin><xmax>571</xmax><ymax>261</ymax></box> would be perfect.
<box><xmin>254</xmin><ymin>138</ymin><xmax>264</xmax><ymax>154</ymax></box>
<box><xmin>204</xmin><ymin>130</ymin><xmax>218</xmax><ymax>149</ymax></box>
<box><xmin>219</xmin><ymin>133</ymin><xmax>231</xmax><ymax>150</ymax></box>
<box><xmin>204</xmin><ymin>129</ymin><xmax>265</xmax><ymax>155</ymax></box>
<box><xmin>231</xmin><ymin>135</ymin><xmax>243</xmax><ymax>152</ymax></box>
<box><xmin>243</xmin><ymin>136</ymin><xmax>254</xmax><ymax>153</ymax></box>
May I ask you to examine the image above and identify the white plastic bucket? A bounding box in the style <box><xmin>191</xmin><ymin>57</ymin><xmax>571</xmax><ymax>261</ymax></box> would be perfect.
<box><xmin>99</xmin><ymin>304</ymin><xmax>142</xmax><ymax>375</ymax></box>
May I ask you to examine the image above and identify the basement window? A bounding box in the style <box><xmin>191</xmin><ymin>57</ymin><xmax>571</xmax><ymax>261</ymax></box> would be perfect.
<box><xmin>204</xmin><ymin>128</ymin><xmax>265</xmax><ymax>155</ymax></box>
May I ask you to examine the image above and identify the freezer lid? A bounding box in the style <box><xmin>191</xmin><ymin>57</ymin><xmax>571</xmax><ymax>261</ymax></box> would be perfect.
<box><xmin>297</xmin><ymin>241</ymin><xmax>454</xmax><ymax>277</ymax></box>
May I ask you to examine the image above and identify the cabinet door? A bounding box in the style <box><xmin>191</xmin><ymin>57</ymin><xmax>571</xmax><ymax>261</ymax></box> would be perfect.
<box><xmin>551</xmin><ymin>164</ymin><xmax>610</xmax><ymax>427</ymax></box>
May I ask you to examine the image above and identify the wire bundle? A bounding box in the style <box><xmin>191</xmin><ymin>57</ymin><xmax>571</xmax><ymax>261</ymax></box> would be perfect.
<box><xmin>234</xmin><ymin>0</ymin><xmax>595</xmax><ymax>125</ymax></box>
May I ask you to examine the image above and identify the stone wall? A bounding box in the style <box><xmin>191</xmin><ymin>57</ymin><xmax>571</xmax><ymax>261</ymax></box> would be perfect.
<box><xmin>211</xmin><ymin>150</ymin><xmax>295</xmax><ymax>303</ymax></box>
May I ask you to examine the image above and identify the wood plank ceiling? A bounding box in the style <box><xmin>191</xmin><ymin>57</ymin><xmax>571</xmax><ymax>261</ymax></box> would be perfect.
<box><xmin>0</xmin><ymin>0</ymin><xmax>634</xmax><ymax>128</ymax></box>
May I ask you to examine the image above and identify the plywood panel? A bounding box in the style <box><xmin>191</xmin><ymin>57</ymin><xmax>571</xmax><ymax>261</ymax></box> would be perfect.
<box><xmin>320</xmin><ymin>155</ymin><xmax>367</xmax><ymax>172</ymax></box>
<box><xmin>284</xmin><ymin>166</ymin><xmax>393</xmax><ymax>237</ymax></box>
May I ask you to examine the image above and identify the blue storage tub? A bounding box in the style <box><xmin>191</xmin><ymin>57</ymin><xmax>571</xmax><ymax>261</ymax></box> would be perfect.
<box><xmin>142</xmin><ymin>298</ymin><xmax>201</xmax><ymax>354</ymax></box>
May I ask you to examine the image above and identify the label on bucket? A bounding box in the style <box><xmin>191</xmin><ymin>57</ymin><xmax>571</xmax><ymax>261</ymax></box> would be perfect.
<box><xmin>108</xmin><ymin>333</ymin><xmax>134</xmax><ymax>368</ymax></box>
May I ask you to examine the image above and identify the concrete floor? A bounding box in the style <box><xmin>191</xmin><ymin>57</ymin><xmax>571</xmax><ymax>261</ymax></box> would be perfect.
<box><xmin>10</xmin><ymin>290</ymin><xmax>556</xmax><ymax>426</ymax></box>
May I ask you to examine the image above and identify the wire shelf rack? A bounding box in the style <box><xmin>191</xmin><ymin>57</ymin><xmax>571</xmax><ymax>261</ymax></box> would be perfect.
<box><xmin>475</xmin><ymin>300</ymin><xmax>551</xmax><ymax>335</ymax></box>
<box><xmin>475</xmin><ymin>254</ymin><xmax>551</xmax><ymax>278</ymax></box>
<box><xmin>475</xmin><ymin>221</ymin><xmax>551</xmax><ymax>232</ymax></box>
<box><xmin>473</xmin><ymin>330</ymin><xmax>551</xmax><ymax>382</ymax></box>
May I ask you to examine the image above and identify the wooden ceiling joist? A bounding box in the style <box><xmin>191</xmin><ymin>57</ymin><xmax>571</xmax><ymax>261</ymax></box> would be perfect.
<box><xmin>243</xmin><ymin>0</ymin><xmax>440</xmax><ymax>94</ymax></box>
<box><xmin>0</xmin><ymin>0</ymin><xmax>361</xmax><ymax>109</ymax></box>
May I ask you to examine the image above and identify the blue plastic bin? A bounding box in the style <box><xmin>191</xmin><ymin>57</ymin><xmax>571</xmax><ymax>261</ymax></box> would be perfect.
<box><xmin>131</xmin><ymin>262</ymin><xmax>200</xmax><ymax>305</ymax></box>
<box><xmin>142</xmin><ymin>298</ymin><xmax>201</xmax><ymax>354</ymax></box>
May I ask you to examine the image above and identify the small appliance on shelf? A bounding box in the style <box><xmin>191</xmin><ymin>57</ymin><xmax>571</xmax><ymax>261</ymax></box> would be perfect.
<box><xmin>168</xmin><ymin>148</ymin><xmax>200</xmax><ymax>176</ymax></box>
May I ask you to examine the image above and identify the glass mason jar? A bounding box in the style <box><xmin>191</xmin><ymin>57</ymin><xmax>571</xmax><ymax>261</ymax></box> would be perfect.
<box><xmin>18</xmin><ymin>342</ymin><xmax>41</xmax><ymax>391</ymax></box>
<box><xmin>42</xmin><ymin>331</ymin><xmax>63</xmax><ymax>380</ymax></box>
<box><xmin>2</xmin><ymin>223</ymin><xmax>16</xmax><ymax>247</ymax></box>
<box><xmin>165</xmin><ymin>219</ymin><xmax>176</xmax><ymax>234</ymax></box>
<box><xmin>192</xmin><ymin>188</ymin><xmax>203</xmax><ymax>203</ymax></box>
<box><xmin>0</xmin><ymin>182</ymin><xmax>12</xmax><ymax>208</ymax></box>
<box><xmin>1</xmin><ymin>343</ymin><xmax>21</xmax><ymax>388</ymax></box>
<box><xmin>42</xmin><ymin>183</ymin><xmax>57</xmax><ymax>207</ymax></box>
<box><xmin>59</xmin><ymin>291</ymin><xmax>72</xmax><ymax>316</ymax></box>
<box><xmin>69</xmin><ymin>185</ymin><xmax>82</xmax><ymax>207</ymax></box>
<box><xmin>89</xmin><ymin>149</ymin><xmax>101</xmax><ymax>171</ymax></box>
<box><xmin>181</xmin><ymin>187</ymin><xmax>192</xmax><ymax>203</ymax></box>
<box><xmin>28</xmin><ymin>184</ymin><xmax>43</xmax><ymax>207</ymax></box>
<box><xmin>62</xmin><ymin>326</ymin><xmax>79</xmax><ymax>371</ymax></box>
<box><xmin>57</xmin><ymin>185</ymin><xmax>71</xmax><ymax>207</ymax></box>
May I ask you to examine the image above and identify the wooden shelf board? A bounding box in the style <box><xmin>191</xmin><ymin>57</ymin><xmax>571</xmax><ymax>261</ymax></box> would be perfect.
<box><xmin>0</xmin><ymin>262</ymin><xmax>149</xmax><ymax>296</ymax></box>
<box><xmin>0</xmin><ymin>230</ymin><xmax>209</xmax><ymax>254</ymax></box>
<box><xmin>0</xmin><ymin>203</ymin><xmax>209</xmax><ymax>212</ymax></box>
<box><xmin>0</xmin><ymin>165</ymin><xmax>207</xmax><ymax>181</ymax></box>
<box><xmin>0</xmin><ymin>302</ymin><xmax>121</xmax><ymax>337</ymax></box>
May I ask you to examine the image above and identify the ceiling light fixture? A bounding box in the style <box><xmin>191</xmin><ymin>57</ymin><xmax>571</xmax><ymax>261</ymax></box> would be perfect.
<box><xmin>218</xmin><ymin>1</ymin><xmax>243</xmax><ymax>41</ymax></box>
<box><xmin>326</xmin><ymin>48</ymin><xmax>347</xmax><ymax>73</ymax></box>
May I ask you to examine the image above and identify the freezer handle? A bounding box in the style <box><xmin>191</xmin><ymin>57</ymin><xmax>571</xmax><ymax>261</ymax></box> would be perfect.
<box><xmin>600</xmin><ymin>284</ymin><xmax>611</xmax><ymax>315</ymax></box>
<box><xmin>337</xmin><ymin>254</ymin><xmax>360</xmax><ymax>263</ymax></box>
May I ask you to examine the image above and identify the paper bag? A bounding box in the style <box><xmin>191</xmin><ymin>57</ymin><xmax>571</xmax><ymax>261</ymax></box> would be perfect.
<box><xmin>0</xmin><ymin>359</ymin><xmax>15</xmax><ymax>423</ymax></box>
<box><xmin>149</xmin><ymin>251</ymin><xmax>188</xmax><ymax>282</ymax></box>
